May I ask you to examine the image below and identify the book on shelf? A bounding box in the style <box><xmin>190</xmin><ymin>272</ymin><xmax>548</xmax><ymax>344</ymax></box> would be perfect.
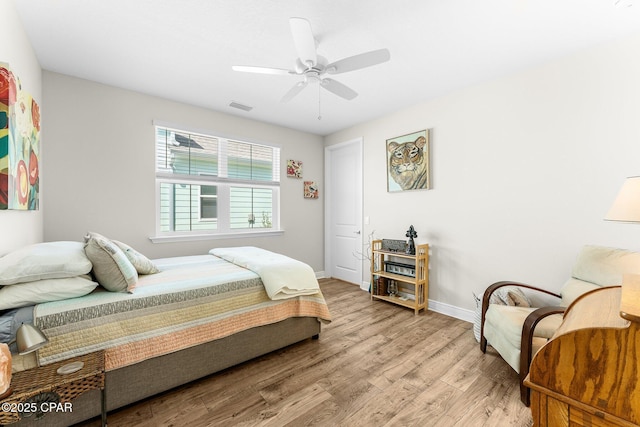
<box><xmin>372</xmin><ymin>276</ymin><xmax>387</xmax><ymax>296</ymax></box>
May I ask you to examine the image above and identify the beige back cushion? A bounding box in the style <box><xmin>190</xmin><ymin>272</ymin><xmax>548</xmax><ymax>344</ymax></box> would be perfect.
<box><xmin>561</xmin><ymin>245</ymin><xmax>640</xmax><ymax>306</ymax></box>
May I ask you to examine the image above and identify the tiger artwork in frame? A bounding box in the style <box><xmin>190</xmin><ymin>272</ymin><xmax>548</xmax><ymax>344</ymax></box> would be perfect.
<box><xmin>386</xmin><ymin>129</ymin><xmax>430</xmax><ymax>192</ymax></box>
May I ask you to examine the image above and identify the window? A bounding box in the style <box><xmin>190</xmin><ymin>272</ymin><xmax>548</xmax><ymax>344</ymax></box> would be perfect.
<box><xmin>155</xmin><ymin>125</ymin><xmax>280</xmax><ymax>238</ymax></box>
<box><xmin>199</xmin><ymin>186</ymin><xmax>217</xmax><ymax>221</ymax></box>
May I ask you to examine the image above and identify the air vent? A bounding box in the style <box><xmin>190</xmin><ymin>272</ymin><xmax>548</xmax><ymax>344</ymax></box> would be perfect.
<box><xmin>229</xmin><ymin>101</ymin><xmax>253</xmax><ymax>112</ymax></box>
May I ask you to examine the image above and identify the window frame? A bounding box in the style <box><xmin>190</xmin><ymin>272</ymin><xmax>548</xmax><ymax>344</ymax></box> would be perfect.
<box><xmin>151</xmin><ymin>121</ymin><xmax>283</xmax><ymax>243</ymax></box>
<box><xmin>198</xmin><ymin>185</ymin><xmax>217</xmax><ymax>222</ymax></box>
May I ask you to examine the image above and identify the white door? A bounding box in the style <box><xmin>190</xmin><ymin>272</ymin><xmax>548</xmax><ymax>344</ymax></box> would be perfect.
<box><xmin>325</xmin><ymin>138</ymin><xmax>363</xmax><ymax>285</ymax></box>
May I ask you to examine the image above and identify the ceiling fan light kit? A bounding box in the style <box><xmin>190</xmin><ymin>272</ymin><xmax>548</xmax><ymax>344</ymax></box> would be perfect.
<box><xmin>232</xmin><ymin>17</ymin><xmax>390</xmax><ymax>108</ymax></box>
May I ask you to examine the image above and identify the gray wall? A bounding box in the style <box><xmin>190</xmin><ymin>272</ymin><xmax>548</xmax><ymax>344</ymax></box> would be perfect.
<box><xmin>41</xmin><ymin>72</ymin><xmax>325</xmax><ymax>271</ymax></box>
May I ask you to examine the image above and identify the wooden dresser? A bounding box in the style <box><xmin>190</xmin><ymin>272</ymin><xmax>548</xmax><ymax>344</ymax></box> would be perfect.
<box><xmin>524</xmin><ymin>276</ymin><xmax>640</xmax><ymax>427</ymax></box>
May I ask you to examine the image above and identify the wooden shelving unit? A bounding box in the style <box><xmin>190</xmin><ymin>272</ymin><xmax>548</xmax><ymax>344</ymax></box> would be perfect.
<box><xmin>370</xmin><ymin>240</ymin><xmax>429</xmax><ymax>314</ymax></box>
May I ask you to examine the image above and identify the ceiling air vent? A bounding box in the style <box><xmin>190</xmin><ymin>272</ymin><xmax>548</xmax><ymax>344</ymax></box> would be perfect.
<box><xmin>229</xmin><ymin>101</ymin><xmax>253</xmax><ymax>112</ymax></box>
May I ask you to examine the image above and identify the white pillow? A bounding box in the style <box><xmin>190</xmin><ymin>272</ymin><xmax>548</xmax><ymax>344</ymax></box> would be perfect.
<box><xmin>0</xmin><ymin>242</ymin><xmax>92</xmax><ymax>286</ymax></box>
<box><xmin>84</xmin><ymin>232</ymin><xmax>138</xmax><ymax>292</ymax></box>
<box><xmin>0</xmin><ymin>276</ymin><xmax>98</xmax><ymax>310</ymax></box>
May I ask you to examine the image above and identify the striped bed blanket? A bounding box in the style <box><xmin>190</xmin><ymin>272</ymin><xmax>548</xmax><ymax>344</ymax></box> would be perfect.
<box><xmin>34</xmin><ymin>254</ymin><xmax>331</xmax><ymax>371</ymax></box>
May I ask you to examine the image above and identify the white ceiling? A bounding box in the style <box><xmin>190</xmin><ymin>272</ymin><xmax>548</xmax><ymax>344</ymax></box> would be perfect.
<box><xmin>12</xmin><ymin>0</ymin><xmax>640</xmax><ymax>136</ymax></box>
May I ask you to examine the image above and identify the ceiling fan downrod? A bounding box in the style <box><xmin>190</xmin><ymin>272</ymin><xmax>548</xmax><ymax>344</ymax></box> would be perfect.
<box><xmin>318</xmin><ymin>84</ymin><xmax>322</xmax><ymax>121</ymax></box>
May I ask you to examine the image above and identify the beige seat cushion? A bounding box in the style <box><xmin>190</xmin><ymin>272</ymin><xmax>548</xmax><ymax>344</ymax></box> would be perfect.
<box><xmin>484</xmin><ymin>304</ymin><xmax>563</xmax><ymax>372</ymax></box>
<box><xmin>486</xmin><ymin>305</ymin><xmax>562</xmax><ymax>342</ymax></box>
<box><xmin>560</xmin><ymin>278</ymin><xmax>600</xmax><ymax>307</ymax></box>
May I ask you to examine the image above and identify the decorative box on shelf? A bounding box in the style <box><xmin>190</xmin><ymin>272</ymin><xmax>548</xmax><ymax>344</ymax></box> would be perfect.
<box><xmin>371</xmin><ymin>239</ymin><xmax>429</xmax><ymax>315</ymax></box>
<box><xmin>384</xmin><ymin>260</ymin><xmax>416</xmax><ymax>278</ymax></box>
<box><xmin>381</xmin><ymin>239</ymin><xmax>406</xmax><ymax>253</ymax></box>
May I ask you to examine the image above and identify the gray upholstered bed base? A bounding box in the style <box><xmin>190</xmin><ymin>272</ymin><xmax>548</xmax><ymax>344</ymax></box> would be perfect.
<box><xmin>13</xmin><ymin>317</ymin><xmax>321</xmax><ymax>427</ymax></box>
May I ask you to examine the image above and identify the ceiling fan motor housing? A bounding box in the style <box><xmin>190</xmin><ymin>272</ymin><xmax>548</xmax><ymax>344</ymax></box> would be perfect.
<box><xmin>295</xmin><ymin>55</ymin><xmax>328</xmax><ymax>75</ymax></box>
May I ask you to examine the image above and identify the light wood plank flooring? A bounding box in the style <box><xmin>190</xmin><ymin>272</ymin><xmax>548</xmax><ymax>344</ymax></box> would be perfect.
<box><xmin>77</xmin><ymin>278</ymin><xmax>533</xmax><ymax>427</ymax></box>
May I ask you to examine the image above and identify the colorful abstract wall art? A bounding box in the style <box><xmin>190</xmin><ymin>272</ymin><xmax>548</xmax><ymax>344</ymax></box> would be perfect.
<box><xmin>0</xmin><ymin>63</ymin><xmax>40</xmax><ymax>210</ymax></box>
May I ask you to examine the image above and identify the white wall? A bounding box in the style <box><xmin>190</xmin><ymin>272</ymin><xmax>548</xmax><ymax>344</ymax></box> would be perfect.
<box><xmin>0</xmin><ymin>0</ymin><xmax>43</xmax><ymax>255</ymax></box>
<box><xmin>42</xmin><ymin>72</ymin><xmax>325</xmax><ymax>271</ymax></box>
<box><xmin>17</xmin><ymin>10</ymin><xmax>640</xmax><ymax>317</ymax></box>
<box><xmin>325</xmin><ymin>33</ymin><xmax>640</xmax><ymax>318</ymax></box>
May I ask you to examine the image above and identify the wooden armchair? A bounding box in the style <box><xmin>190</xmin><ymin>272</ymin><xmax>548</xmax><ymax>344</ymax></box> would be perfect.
<box><xmin>480</xmin><ymin>281</ymin><xmax>565</xmax><ymax>405</ymax></box>
<box><xmin>479</xmin><ymin>245</ymin><xmax>640</xmax><ymax>406</ymax></box>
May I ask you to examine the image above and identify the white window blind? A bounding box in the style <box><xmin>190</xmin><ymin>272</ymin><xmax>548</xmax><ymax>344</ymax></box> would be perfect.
<box><xmin>155</xmin><ymin>125</ymin><xmax>280</xmax><ymax>237</ymax></box>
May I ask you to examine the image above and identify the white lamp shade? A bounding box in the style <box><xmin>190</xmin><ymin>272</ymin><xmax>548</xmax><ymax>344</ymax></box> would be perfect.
<box><xmin>605</xmin><ymin>176</ymin><xmax>640</xmax><ymax>223</ymax></box>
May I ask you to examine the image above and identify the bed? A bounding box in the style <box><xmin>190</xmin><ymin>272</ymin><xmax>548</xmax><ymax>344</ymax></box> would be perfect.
<box><xmin>0</xmin><ymin>236</ymin><xmax>331</xmax><ymax>426</ymax></box>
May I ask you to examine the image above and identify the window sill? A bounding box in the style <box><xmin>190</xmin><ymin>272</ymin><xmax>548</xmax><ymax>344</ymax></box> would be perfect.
<box><xmin>149</xmin><ymin>230</ymin><xmax>284</xmax><ymax>244</ymax></box>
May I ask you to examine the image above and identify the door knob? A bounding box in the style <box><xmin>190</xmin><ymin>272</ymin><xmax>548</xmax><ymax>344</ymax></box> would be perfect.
<box><xmin>354</xmin><ymin>231</ymin><xmax>361</xmax><ymax>234</ymax></box>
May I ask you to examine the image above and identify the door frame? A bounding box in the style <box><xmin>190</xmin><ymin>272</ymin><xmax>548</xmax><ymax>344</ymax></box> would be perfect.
<box><xmin>324</xmin><ymin>137</ymin><xmax>364</xmax><ymax>287</ymax></box>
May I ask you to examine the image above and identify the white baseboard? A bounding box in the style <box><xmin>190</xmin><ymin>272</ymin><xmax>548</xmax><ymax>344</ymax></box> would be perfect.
<box><xmin>315</xmin><ymin>271</ymin><xmax>326</xmax><ymax>279</ymax></box>
<box><xmin>360</xmin><ymin>281</ymin><xmax>474</xmax><ymax>323</ymax></box>
<box><xmin>428</xmin><ymin>299</ymin><xmax>474</xmax><ymax>323</ymax></box>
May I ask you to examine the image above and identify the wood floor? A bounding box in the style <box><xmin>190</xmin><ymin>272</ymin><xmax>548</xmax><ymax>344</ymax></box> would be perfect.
<box><xmin>77</xmin><ymin>278</ymin><xmax>533</xmax><ymax>427</ymax></box>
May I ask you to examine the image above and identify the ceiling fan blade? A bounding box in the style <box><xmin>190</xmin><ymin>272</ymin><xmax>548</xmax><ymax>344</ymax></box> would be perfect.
<box><xmin>326</xmin><ymin>48</ymin><xmax>390</xmax><ymax>75</ymax></box>
<box><xmin>281</xmin><ymin>81</ymin><xmax>308</xmax><ymax>103</ymax></box>
<box><xmin>231</xmin><ymin>65</ymin><xmax>295</xmax><ymax>76</ymax></box>
<box><xmin>289</xmin><ymin>17</ymin><xmax>317</xmax><ymax>68</ymax></box>
<box><xmin>320</xmin><ymin>78</ymin><xmax>358</xmax><ymax>100</ymax></box>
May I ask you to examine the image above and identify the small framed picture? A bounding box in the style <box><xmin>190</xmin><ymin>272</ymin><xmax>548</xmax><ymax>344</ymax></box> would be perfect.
<box><xmin>304</xmin><ymin>181</ymin><xmax>318</xmax><ymax>199</ymax></box>
<box><xmin>287</xmin><ymin>159</ymin><xmax>303</xmax><ymax>178</ymax></box>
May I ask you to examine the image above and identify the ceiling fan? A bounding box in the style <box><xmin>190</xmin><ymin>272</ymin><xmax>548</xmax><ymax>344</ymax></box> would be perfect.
<box><xmin>232</xmin><ymin>17</ymin><xmax>390</xmax><ymax>103</ymax></box>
